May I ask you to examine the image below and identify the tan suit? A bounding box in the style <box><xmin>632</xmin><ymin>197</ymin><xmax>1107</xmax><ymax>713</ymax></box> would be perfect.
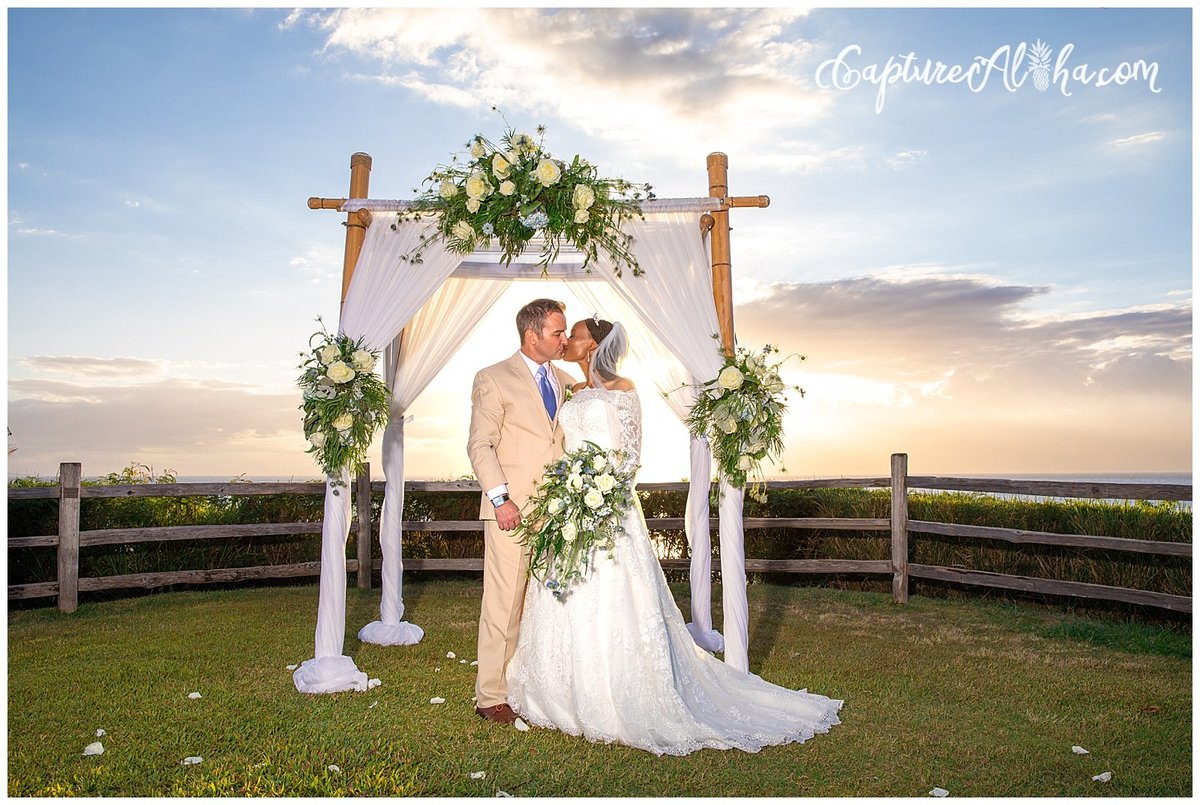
<box><xmin>466</xmin><ymin>352</ymin><xmax>574</xmax><ymax>708</ymax></box>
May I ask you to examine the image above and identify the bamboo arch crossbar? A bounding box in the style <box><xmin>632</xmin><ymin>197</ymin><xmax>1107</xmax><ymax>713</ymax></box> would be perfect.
<box><xmin>308</xmin><ymin>151</ymin><xmax>770</xmax><ymax>356</ymax></box>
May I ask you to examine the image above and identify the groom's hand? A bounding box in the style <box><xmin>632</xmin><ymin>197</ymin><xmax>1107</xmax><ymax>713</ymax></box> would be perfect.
<box><xmin>495</xmin><ymin>500</ymin><xmax>521</xmax><ymax>531</ymax></box>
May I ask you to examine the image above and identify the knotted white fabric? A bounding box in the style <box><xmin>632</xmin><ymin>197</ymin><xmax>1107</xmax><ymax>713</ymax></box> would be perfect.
<box><xmin>360</xmin><ymin>276</ymin><xmax>510</xmax><ymax>646</ymax></box>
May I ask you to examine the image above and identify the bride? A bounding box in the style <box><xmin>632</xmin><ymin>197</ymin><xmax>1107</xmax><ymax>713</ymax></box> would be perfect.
<box><xmin>506</xmin><ymin>317</ymin><xmax>843</xmax><ymax>756</ymax></box>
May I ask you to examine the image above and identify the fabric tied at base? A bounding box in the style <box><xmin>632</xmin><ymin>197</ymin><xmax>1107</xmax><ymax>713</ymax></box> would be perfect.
<box><xmin>293</xmin><ymin>655</ymin><xmax>369</xmax><ymax>694</ymax></box>
<box><xmin>358</xmin><ymin>620</ymin><xmax>425</xmax><ymax>646</ymax></box>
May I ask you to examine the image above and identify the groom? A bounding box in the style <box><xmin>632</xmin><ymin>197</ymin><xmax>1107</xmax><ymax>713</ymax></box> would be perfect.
<box><xmin>466</xmin><ymin>298</ymin><xmax>575</xmax><ymax>724</ymax></box>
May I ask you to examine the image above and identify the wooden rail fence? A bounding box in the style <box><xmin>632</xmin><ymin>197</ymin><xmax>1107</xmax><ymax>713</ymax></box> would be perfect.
<box><xmin>8</xmin><ymin>455</ymin><xmax>1192</xmax><ymax>614</ymax></box>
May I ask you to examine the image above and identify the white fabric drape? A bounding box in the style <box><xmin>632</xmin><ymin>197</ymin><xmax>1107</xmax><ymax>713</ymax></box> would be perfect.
<box><xmin>296</xmin><ymin>219</ymin><xmax>470</xmax><ymax>693</ymax></box>
<box><xmin>360</xmin><ymin>276</ymin><xmax>511</xmax><ymax>646</ymax></box>
<box><xmin>592</xmin><ymin>212</ymin><xmax>743</xmax><ymax>667</ymax></box>
<box><xmin>293</xmin><ymin>469</ymin><xmax>371</xmax><ymax>693</ymax></box>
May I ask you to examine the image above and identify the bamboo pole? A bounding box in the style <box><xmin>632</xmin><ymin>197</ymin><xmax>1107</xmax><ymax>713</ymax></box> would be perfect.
<box><xmin>706</xmin><ymin>153</ymin><xmax>735</xmax><ymax>356</ymax></box>
<box><xmin>340</xmin><ymin>152</ymin><xmax>373</xmax><ymax>307</ymax></box>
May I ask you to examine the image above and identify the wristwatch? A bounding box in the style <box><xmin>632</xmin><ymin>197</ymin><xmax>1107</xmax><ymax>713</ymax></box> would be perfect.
<box><xmin>490</xmin><ymin>493</ymin><xmax>511</xmax><ymax>508</ymax></box>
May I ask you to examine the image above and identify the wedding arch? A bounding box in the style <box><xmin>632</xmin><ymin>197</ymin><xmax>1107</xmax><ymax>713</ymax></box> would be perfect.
<box><xmin>294</xmin><ymin>150</ymin><xmax>771</xmax><ymax>694</ymax></box>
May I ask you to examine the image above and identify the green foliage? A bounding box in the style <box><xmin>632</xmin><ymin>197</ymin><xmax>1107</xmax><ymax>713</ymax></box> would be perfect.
<box><xmin>6</xmin><ymin>582</ymin><xmax>1192</xmax><ymax>796</ymax></box>
<box><xmin>399</xmin><ymin>120</ymin><xmax>654</xmax><ymax>275</ymax></box>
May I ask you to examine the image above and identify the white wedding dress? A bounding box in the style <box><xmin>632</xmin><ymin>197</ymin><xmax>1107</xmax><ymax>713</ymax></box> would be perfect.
<box><xmin>506</xmin><ymin>387</ymin><xmax>843</xmax><ymax>756</ymax></box>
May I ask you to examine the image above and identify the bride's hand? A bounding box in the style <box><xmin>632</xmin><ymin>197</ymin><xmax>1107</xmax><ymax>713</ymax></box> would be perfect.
<box><xmin>495</xmin><ymin>500</ymin><xmax>521</xmax><ymax>531</ymax></box>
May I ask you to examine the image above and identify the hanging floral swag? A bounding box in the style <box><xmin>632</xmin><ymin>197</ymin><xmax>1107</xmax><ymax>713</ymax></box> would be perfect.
<box><xmin>394</xmin><ymin>120</ymin><xmax>654</xmax><ymax>276</ymax></box>
<box><xmin>297</xmin><ymin>318</ymin><xmax>390</xmax><ymax>489</ymax></box>
<box><xmin>684</xmin><ymin>340</ymin><xmax>805</xmax><ymax>502</ymax></box>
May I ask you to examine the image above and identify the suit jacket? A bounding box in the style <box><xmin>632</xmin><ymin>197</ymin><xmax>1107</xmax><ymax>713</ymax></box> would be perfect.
<box><xmin>467</xmin><ymin>352</ymin><xmax>576</xmax><ymax>520</ymax></box>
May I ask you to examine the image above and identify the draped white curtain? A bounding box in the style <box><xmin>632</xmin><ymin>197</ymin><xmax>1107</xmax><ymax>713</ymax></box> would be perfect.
<box><xmin>296</xmin><ymin>209</ymin><xmax>753</xmax><ymax>693</ymax></box>
<box><xmin>359</xmin><ymin>277</ymin><xmax>511</xmax><ymax>646</ymax></box>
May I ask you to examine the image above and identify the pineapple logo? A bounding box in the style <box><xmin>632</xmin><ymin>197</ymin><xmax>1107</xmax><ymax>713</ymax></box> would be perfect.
<box><xmin>1028</xmin><ymin>40</ymin><xmax>1052</xmax><ymax>91</ymax></box>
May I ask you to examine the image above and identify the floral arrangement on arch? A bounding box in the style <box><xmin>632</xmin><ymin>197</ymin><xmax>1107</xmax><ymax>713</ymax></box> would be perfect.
<box><xmin>297</xmin><ymin>319</ymin><xmax>390</xmax><ymax>489</ymax></box>
<box><xmin>684</xmin><ymin>341</ymin><xmax>805</xmax><ymax>501</ymax></box>
<box><xmin>514</xmin><ymin>440</ymin><xmax>638</xmax><ymax>598</ymax></box>
<box><xmin>396</xmin><ymin>120</ymin><xmax>654</xmax><ymax>277</ymax></box>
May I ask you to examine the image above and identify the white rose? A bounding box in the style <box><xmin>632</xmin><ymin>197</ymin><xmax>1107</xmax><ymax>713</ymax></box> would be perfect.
<box><xmin>469</xmin><ymin>139</ymin><xmax>486</xmax><ymax>158</ymax></box>
<box><xmin>592</xmin><ymin>454</ymin><xmax>607</xmax><ymax>471</ymax></box>
<box><xmin>465</xmin><ymin>171</ymin><xmax>491</xmax><ymax>200</ymax></box>
<box><xmin>318</xmin><ymin>345</ymin><xmax>340</xmax><ymax>365</ymax></box>
<box><xmin>438</xmin><ymin>179</ymin><xmax>458</xmax><ymax>199</ymax></box>
<box><xmin>547</xmin><ymin>498</ymin><xmax>564</xmax><ymax>515</ymax></box>
<box><xmin>465</xmin><ymin>198</ymin><xmax>480</xmax><ymax>214</ymax></box>
<box><xmin>595</xmin><ymin>473</ymin><xmax>616</xmax><ymax>493</ymax></box>
<box><xmin>749</xmin><ymin>441</ymin><xmax>767</xmax><ymax>454</ymax></box>
<box><xmin>717</xmin><ymin>366</ymin><xmax>745</xmax><ymax>391</ymax></box>
<box><xmin>308</xmin><ymin>431</ymin><xmax>327</xmax><ymax>447</ymax></box>
<box><xmin>326</xmin><ymin>361</ymin><xmax>356</xmax><ymax>384</ymax></box>
<box><xmin>535</xmin><ymin>158</ymin><xmax>561</xmax><ymax>186</ymax></box>
<box><xmin>499</xmin><ymin>180</ymin><xmax>516</xmax><ymax>196</ymax></box>
<box><xmin>574</xmin><ymin>209</ymin><xmax>589</xmax><ymax>224</ymax></box>
<box><xmin>452</xmin><ymin>220</ymin><xmax>476</xmax><ymax>241</ymax></box>
<box><xmin>506</xmin><ymin>150</ymin><xmax>519</xmax><ymax>164</ymax></box>
<box><xmin>492</xmin><ymin>153</ymin><xmax>511</xmax><ymax>178</ymax></box>
<box><xmin>584</xmin><ymin>488</ymin><xmax>604</xmax><ymax>509</ymax></box>
<box><xmin>568</xmin><ymin>473</ymin><xmax>583</xmax><ymax>490</ymax></box>
<box><xmin>350</xmin><ymin>350</ymin><xmax>375</xmax><ymax>372</ymax></box>
<box><xmin>572</xmin><ymin>461</ymin><xmax>583</xmax><ymax>475</ymax></box>
<box><xmin>738</xmin><ymin>455</ymin><xmax>753</xmax><ymax>471</ymax></box>
<box><xmin>561</xmin><ymin>521</ymin><xmax>577</xmax><ymax>543</ymax></box>
<box><xmin>572</xmin><ymin>184</ymin><xmax>596</xmax><ymax>210</ymax></box>
<box><xmin>719</xmin><ymin>418</ymin><xmax>738</xmax><ymax>435</ymax></box>
<box><xmin>332</xmin><ymin>413</ymin><xmax>354</xmax><ymax>431</ymax></box>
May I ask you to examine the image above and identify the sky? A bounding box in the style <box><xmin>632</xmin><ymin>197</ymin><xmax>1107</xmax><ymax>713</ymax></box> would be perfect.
<box><xmin>5</xmin><ymin>5</ymin><xmax>1193</xmax><ymax>482</ymax></box>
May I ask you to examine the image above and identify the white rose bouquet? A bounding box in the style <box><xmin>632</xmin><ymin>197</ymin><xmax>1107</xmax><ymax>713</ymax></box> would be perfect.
<box><xmin>514</xmin><ymin>440</ymin><xmax>638</xmax><ymax>598</ymax></box>
<box><xmin>297</xmin><ymin>317</ymin><xmax>390</xmax><ymax>489</ymax></box>
<box><xmin>395</xmin><ymin>111</ymin><xmax>655</xmax><ymax>277</ymax></box>
<box><xmin>684</xmin><ymin>340</ymin><xmax>804</xmax><ymax>501</ymax></box>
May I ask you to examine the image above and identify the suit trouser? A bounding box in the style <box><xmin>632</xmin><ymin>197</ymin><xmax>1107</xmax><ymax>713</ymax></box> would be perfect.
<box><xmin>475</xmin><ymin>520</ymin><xmax>530</xmax><ymax>708</ymax></box>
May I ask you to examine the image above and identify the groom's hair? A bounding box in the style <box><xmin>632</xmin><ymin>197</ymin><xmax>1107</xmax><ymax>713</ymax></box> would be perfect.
<box><xmin>516</xmin><ymin>298</ymin><xmax>566</xmax><ymax>342</ymax></box>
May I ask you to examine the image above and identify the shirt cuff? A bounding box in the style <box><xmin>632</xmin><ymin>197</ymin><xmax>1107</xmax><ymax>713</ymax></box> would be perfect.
<box><xmin>486</xmin><ymin>483</ymin><xmax>509</xmax><ymax>500</ymax></box>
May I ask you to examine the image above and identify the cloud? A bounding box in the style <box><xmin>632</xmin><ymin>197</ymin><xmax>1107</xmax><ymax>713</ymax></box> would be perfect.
<box><xmin>7</xmin><ymin>377</ymin><xmax>314</xmax><ymax>477</ymax></box>
<box><xmin>1109</xmin><ymin>131</ymin><xmax>1166</xmax><ymax>148</ymax></box>
<box><xmin>17</xmin><ymin>355</ymin><xmax>166</xmax><ymax>381</ymax></box>
<box><xmin>291</xmin><ymin>8</ymin><xmax>835</xmax><ymax>168</ymax></box>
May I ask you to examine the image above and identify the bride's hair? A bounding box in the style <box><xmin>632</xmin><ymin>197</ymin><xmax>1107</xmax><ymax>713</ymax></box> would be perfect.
<box><xmin>586</xmin><ymin>317</ymin><xmax>628</xmax><ymax>388</ymax></box>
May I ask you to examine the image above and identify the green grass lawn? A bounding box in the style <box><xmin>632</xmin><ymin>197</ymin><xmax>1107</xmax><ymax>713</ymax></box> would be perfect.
<box><xmin>7</xmin><ymin>579</ymin><xmax>1191</xmax><ymax>797</ymax></box>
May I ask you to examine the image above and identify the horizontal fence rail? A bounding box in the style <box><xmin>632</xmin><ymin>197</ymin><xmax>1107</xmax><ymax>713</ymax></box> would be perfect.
<box><xmin>7</xmin><ymin>458</ymin><xmax>1192</xmax><ymax>614</ymax></box>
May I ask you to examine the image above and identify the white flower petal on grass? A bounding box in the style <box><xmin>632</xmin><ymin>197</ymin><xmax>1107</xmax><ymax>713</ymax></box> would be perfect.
<box><xmin>470</xmin><ymin>771</ymin><xmax>487</xmax><ymax>780</ymax></box>
<box><xmin>328</xmin><ymin>764</ymin><xmax>341</xmax><ymax>773</ymax></box>
<box><xmin>188</xmin><ymin>692</ymin><xmax>202</xmax><ymax>700</ymax></box>
<box><xmin>1072</xmin><ymin>746</ymin><xmax>1090</xmax><ymax>755</ymax></box>
<box><xmin>514</xmin><ymin>718</ymin><xmax>529</xmax><ymax>732</ymax></box>
<box><xmin>447</xmin><ymin>652</ymin><xmax>456</xmax><ymax>659</ymax></box>
<box><xmin>368</xmin><ymin>678</ymin><xmax>382</xmax><ymax>689</ymax></box>
<box><xmin>95</xmin><ymin>729</ymin><xmax>106</xmax><ymax>737</ymax></box>
<box><xmin>286</xmin><ymin>664</ymin><xmax>298</xmax><ymax>671</ymax></box>
<box><xmin>1092</xmin><ymin>772</ymin><xmax>1112</xmax><ymax>783</ymax></box>
<box><xmin>430</xmin><ymin>697</ymin><xmax>446</xmax><ymax>705</ymax></box>
<box><xmin>182</xmin><ymin>756</ymin><xmax>203</xmax><ymax>766</ymax></box>
<box><xmin>369</xmin><ymin>701</ymin><xmax>379</xmax><ymax>709</ymax></box>
<box><xmin>460</xmin><ymin>660</ymin><xmax>468</xmax><ymax>664</ymax></box>
<box><xmin>497</xmin><ymin>791</ymin><xmax>512</xmax><ymax>798</ymax></box>
<box><xmin>929</xmin><ymin>788</ymin><xmax>949</xmax><ymax>797</ymax></box>
<box><xmin>83</xmin><ymin>742</ymin><xmax>104</xmax><ymax>756</ymax></box>
<box><xmin>470</xmin><ymin>660</ymin><xmax>479</xmax><ymax>667</ymax></box>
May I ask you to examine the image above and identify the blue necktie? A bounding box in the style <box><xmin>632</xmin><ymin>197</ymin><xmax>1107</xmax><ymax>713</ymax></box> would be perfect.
<box><xmin>536</xmin><ymin>364</ymin><xmax>557</xmax><ymax>419</ymax></box>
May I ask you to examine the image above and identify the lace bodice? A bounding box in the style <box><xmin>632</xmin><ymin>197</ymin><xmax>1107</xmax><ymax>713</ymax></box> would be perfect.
<box><xmin>558</xmin><ymin>388</ymin><xmax>642</xmax><ymax>471</ymax></box>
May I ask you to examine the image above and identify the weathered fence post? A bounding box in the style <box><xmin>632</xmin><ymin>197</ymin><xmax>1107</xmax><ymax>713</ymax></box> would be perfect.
<box><xmin>890</xmin><ymin>453</ymin><xmax>909</xmax><ymax>604</ymax></box>
<box><xmin>57</xmin><ymin>462</ymin><xmax>82</xmax><ymax>613</ymax></box>
<box><xmin>356</xmin><ymin>463</ymin><xmax>373</xmax><ymax>589</ymax></box>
